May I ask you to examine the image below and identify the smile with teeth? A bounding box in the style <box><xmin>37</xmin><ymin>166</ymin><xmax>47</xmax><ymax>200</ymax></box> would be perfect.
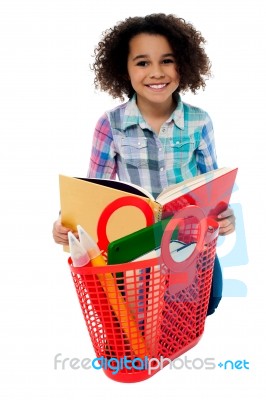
<box><xmin>147</xmin><ymin>83</ymin><xmax>168</xmax><ymax>89</ymax></box>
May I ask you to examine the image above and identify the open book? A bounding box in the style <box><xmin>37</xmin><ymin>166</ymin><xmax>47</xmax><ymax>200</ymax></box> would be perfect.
<box><xmin>59</xmin><ymin>167</ymin><xmax>237</xmax><ymax>246</ymax></box>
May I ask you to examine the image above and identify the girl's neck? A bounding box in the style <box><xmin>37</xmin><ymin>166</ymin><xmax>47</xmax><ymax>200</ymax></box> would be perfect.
<box><xmin>136</xmin><ymin>95</ymin><xmax>176</xmax><ymax>133</ymax></box>
<box><xmin>136</xmin><ymin>95</ymin><xmax>175</xmax><ymax>118</ymax></box>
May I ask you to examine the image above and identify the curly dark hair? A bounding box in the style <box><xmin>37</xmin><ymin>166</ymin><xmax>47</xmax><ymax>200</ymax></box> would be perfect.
<box><xmin>92</xmin><ymin>13</ymin><xmax>212</xmax><ymax>100</ymax></box>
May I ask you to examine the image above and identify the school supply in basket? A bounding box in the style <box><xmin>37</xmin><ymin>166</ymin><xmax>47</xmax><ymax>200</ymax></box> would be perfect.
<box><xmin>74</xmin><ymin>225</ymin><xmax>148</xmax><ymax>358</ymax></box>
<box><xmin>107</xmin><ymin>216</ymin><xmax>173</xmax><ymax>264</ymax></box>
<box><xmin>68</xmin><ymin>231</ymin><xmax>127</xmax><ymax>357</ymax></box>
<box><xmin>68</xmin><ymin>232</ymin><xmax>90</xmax><ymax>267</ymax></box>
<box><xmin>107</xmin><ymin>216</ymin><xmax>173</xmax><ymax>299</ymax></box>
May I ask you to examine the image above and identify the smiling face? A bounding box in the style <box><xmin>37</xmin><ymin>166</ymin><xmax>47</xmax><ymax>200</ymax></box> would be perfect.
<box><xmin>127</xmin><ymin>33</ymin><xmax>180</xmax><ymax>110</ymax></box>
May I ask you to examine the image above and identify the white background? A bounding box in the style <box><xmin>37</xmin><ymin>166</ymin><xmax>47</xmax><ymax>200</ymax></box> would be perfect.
<box><xmin>0</xmin><ymin>0</ymin><xmax>265</xmax><ymax>398</ymax></box>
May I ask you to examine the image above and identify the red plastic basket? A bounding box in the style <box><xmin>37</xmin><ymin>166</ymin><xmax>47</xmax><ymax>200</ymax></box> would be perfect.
<box><xmin>68</xmin><ymin>209</ymin><xmax>219</xmax><ymax>383</ymax></box>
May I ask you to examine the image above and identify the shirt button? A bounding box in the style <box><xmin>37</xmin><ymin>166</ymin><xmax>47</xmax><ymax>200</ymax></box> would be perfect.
<box><xmin>160</xmin><ymin>167</ymin><xmax>164</xmax><ymax>172</ymax></box>
<box><xmin>159</xmin><ymin>148</ymin><xmax>162</xmax><ymax>151</ymax></box>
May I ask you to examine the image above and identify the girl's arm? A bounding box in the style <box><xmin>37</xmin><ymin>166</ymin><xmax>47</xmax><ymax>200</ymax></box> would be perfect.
<box><xmin>87</xmin><ymin>114</ymin><xmax>117</xmax><ymax>179</ymax></box>
<box><xmin>195</xmin><ymin>112</ymin><xmax>218</xmax><ymax>173</ymax></box>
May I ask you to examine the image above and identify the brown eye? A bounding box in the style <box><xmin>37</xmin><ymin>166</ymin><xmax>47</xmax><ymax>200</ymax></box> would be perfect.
<box><xmin>162</xmin><ymin>58</ymin><xmax>174</xmax><ymax>64</ymax></box>
<box><xmin>136</xmin><ymin>61</ymin><xmax>148</xmax><ymax>67</ymax></box>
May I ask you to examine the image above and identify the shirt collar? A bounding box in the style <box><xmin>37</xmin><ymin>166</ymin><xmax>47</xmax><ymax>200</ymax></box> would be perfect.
<box><xmin>172</xmin><ymin>93</ymin><xmax>184</xmax><ymax>129</ymax></box>
<box><xmin>122</xmin><ymin>94</ymin><xmax>146</xmax><ymax>130</ymax></box>
<box><xmin>122</xmin><ymin>93</ymin><xmax>185</xmax><ymax>131</ymax></box>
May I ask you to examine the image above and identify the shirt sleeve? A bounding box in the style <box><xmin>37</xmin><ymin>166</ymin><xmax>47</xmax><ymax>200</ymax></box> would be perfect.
<box><xmin>195</xmin><ymin>112</ymin><xmax>218</xmax><ymax>173</ymax></box>
<box><xmin>87</xmin><ymin>114</ymin><xmax>117</xmax><ymax>179</ymax></box>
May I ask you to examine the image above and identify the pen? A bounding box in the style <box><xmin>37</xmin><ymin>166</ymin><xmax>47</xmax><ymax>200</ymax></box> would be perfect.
<box><xmin>77</xmin><ymin>225</ymin><xmax>148</xmax><ymax>358</ymax></box>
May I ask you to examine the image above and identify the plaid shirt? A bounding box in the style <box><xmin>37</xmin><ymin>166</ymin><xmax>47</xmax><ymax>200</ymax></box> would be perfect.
<box><xmin>88</xmin><ymin>94</ymin><xmax>218</xmax><ymax>198</ymax></box>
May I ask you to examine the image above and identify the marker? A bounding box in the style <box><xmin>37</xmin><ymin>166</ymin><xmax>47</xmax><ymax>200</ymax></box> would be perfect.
<box><xmin>77</xmin><ymin>225</ymin><xmax>148</xmax><ymax>358</ymax></box>
<box><xmin>77</xmin><ymin>225</ymin><xmax>104</xmax><ymax>263</ymax></box>
<box><xmin>68</xmin><ymin>232</ymin><xmax>90</xmax><ymax>267</ymax></box>
<box><xmin>69</xmin><ymin>231</ymin><xmax>126</xmax><ymax>358</ymax></box>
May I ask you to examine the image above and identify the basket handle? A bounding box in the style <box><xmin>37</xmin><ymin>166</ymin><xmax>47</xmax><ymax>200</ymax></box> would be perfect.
<box><xmin>97</xmin><ymin>196</ymin><xmax>155</xmax><ymax>250</ymax></box>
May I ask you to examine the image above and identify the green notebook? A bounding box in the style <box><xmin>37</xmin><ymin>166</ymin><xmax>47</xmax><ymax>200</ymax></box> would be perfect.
<box><xmin>107</xmin><ymin>216</ymin><xmax>174</xmax><ymax>265</ymax></box>
<box><xmin>107</xmin><ymin>217</ymin><xmax>176</xmax><ymax>297</ymax></box>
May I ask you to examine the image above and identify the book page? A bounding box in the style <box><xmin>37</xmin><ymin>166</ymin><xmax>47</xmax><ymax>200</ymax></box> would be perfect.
<box><xmin>132</xmin><ymin>240</ymin><xmax>196</xmax><ymax>261</ymax></box>
<box><xmin>156</xmin><ymin>167</ymin><xmax>231</xmax><ymax>205</ymax></box>
<box><xmin>82</xmin><ymin>178</ymin><xmax>155</xmax><ymax>201</ymax></box>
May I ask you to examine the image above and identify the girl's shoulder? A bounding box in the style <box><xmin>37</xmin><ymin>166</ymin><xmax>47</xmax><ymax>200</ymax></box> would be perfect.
<box><xmin>106</xmin><ymin>100</ymin><xmax>128</xmax><ymax>115</ymax></box>
<box><xmin>179</xmin><ymin>98</ymin><xmax>212</xmax><ymax>125</ymax></box>
<box><xmin>181</xmin><ymin>99</ymin><xmax>208</xmax><ymax>116</ymax></box>
<box><xmin>104</xmin><ymin>99</ymin><xmax>131</xmax><ymax>129</ymax></box>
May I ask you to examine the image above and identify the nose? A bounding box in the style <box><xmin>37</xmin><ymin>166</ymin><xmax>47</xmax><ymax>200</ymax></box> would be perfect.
<box><xmin>149</xmin><ymin>64</ymin><xmax>165</xmax><ymax>79</ymax></box>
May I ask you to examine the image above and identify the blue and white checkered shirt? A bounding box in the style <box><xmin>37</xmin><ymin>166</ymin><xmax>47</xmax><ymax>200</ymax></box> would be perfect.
<box><xmin>88</xmin><ymin>94</ymin><xmax>218</xmax><ymax>198</ymax></box>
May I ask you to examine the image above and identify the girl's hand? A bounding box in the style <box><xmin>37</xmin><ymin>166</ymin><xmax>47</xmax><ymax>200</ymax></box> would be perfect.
<box><xmin>52</xmin><ymin>218</ymin><xmax>78</xmax><ymax>245</ymax></box>
<box><xmin>217</xmin><ymin>207</ymin><xmax>235</xmax><ymax>236</ymax></box>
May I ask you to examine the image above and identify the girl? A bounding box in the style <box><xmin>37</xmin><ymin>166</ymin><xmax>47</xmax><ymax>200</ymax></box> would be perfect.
<box><xmin>53</xmin><ymin>13</ymin><xmax>235</xmax><ymax>314</ymax></box>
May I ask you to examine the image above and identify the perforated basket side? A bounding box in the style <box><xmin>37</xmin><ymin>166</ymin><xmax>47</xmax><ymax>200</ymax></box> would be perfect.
<box><xmin>158</xmin><ymin>234</ymin><xmax>217</xmax><ymax>358</ymax></box>
<box><xmin>68</xmin><ymin>218</ymin><xmax>219</xmax><ymax>382</ymax></box>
